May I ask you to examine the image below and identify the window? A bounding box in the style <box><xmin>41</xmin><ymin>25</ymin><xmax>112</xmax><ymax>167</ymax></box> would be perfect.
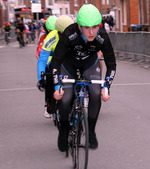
<box><xmin>60</xmin><ymin>8</ymin><xmax>62</xmax><ymax>15</ymax></box>
<box><xmin>102</xmin><ymin>8</ymin><xmax>105</xmax><ymax>15</ymax></box>
<box><xmin>106</xmin><ymin>0</ymin><xmax>109</xmax><ymax>5</ymax></box>
<box><xmin>115</xmin><ymin>10</ymin><xmax>119</xmax><ymax>29</ymax></box>
<box><xmin>102</xmin><ymin>0</ymin><xmax>105</xmax><ymax>5</ymax></box>
<box><xmin>122</xmin><ymin>0</ymin><xmax>126</xmax><ymax>25</ymax></box>
<box><xmin>9</xmin><ymin>6</ymin><xmax>14</xmax><ymax>12</ymax></box>
<box><xmin>18</xmin><ymin>0</ymin><xmax>24</xmax><ymax>5</ymax></box>
<box><xmin>74</xmin><ymin>0</ymin><xmax>78</xmax><ymax>6</ymax></box>
<box><xmin>65</xmin><ymin>8</ymin><xmax>68</xmax><ymax>14</ymax></box>
<box><xmin>143</xmin><ymin>1</ymin><xmax>147</xmax><ymax>24</ymax></box>
<box><xmin>107</xmin><ymin>8</ymin><xmax>110</xmax><ymax>14</ymax></box>
<box><xmin>48</xmin><ymin>0</ymin><xmax>53</xmax><ymax>5</ymax></box>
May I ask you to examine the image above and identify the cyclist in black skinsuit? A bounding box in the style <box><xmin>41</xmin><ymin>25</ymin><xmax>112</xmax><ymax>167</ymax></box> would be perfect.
<box><xmin>15</xmin><ymin>17</ymin><xmax>25</xmax><ymax>47</ymax></box>
<box><xmin>50</xmin><ymin>4</ymin><xmax>116</xmax><ymax>152</ymax></box>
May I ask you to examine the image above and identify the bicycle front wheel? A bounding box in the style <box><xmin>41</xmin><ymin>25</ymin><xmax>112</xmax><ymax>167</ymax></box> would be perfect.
<box><xmin>75</xmin><ymin>108</ymin><xmax>89</xmax><ymax>169</ymax></box>
<box><xmin>5</xmin><ymin>34</ymin><xmax>9</xmax><ymax>44</ymax></box>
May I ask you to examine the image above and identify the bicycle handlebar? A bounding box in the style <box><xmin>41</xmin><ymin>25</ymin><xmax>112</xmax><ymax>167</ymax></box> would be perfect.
<box><xmin>59</xmin><ymin>76</ymin><xmax>109</xmax><ymax>96</ymax></box>
<box><xmin>61</xmin><ymin>78</ymin><xmax>105</xmax><ymax>87</ymax></box>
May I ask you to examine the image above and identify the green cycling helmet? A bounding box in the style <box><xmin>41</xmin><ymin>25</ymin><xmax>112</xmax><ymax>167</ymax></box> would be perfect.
<box><xmin>77</xmin><ymin>4</ymin><xmax>102</xmax><ymax>27</ymax></box>
<box><xmin>45</xmin><ymin>15</ymin><xmax>57</xmax><ymax>31</ymax></box>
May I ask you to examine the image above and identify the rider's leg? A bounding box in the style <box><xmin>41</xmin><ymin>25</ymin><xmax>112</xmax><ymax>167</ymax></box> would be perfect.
<box><xmin>45</xmin><ymin>67</ymin><xmax>55</xmax><ymax>115</ymax></box>
<box><xmin>57</xmin><ymin>65</ymin><xmax>75</xmax><ymax>152</ymax></box>
<box><xmin>44</xmin><ymin>69</ymin><xmax>51</xmax><ymax>118</ymax></box>
<box><xmin>21</xmin><ymin>33</ymin><xmax>25</xmax><ymax>46</ymax></box>
<box><xmin>82</xmin><ymin>55</ymin><xmax>101</xmax><ymax>149</ymax></box>
<box><xmin>58</xmin><ymin>120</ymin><xmax>69</xmax><ymax>152</ymax></box>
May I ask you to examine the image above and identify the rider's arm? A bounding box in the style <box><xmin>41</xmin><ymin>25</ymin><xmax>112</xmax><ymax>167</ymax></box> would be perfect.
<box><xmin>101</xmin><ymin>32</ymin><xmax>116</xmax><ymax>87</ymax></box>
<box><xmin>37</xmin><ymin>49</ymin><xmax>50</xmax><ymax>81</ymax></box>
<box><xmin>37</xmin><ymin>30</ymin><xmax>59</xmax><ymax>81</ymax></box>
<box><xmin>97</xmin><ymin>50</ymin><xmax>103</xmax><ymax>77</ymax></box>
<box><xmin>36</xmin><ymin>33</ymin><xmax>47</xmax><ymax>60</ymax></box>
<box><xmin>99</xmin><ymin>31</ymin><xmax>116</xmax><ymax>101</ymax></box>
<box><xmin>50</xmin><ymin>34</ymin><xmax>69</xmax><ymax>90</ymax></box>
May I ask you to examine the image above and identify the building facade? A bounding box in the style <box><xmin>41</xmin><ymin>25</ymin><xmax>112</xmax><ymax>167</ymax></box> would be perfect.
<box><xmin>0</xmin><ymin>0</ymin><xmax>150</xmax><ymax>32</ymax></box>
<box><xmin>69</xmin><ymin>0</ymin><xmax>150</xmax><ymax>32</ymax></box>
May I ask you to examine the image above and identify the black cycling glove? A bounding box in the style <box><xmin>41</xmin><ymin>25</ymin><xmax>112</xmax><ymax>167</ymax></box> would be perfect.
<box><xmin>37</xmin><ymin>79</ymin><xmax>46</xmax><ymax>92</ymax></box>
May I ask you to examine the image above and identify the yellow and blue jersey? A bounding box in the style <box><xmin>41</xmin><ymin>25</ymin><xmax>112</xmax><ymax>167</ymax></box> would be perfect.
<box><xmin>37</xmin><ymin>30</ymin><xmax>59</xmax><ymax>80</ymax></box>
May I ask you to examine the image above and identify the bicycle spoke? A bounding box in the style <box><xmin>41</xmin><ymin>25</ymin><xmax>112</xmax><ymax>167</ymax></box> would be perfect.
<box><xmin>71</xmin><ymin>109</ymin><xmax>89</xmax><ymax>169</ymax></box>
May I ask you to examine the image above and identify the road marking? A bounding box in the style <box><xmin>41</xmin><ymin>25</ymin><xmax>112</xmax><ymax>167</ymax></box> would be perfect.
<box><xmin>0</xmin><ymin>83</ymin><xmax>150</xmax><ymax>92</ymax></box>
<box><xmin>0</xmin><ymin>43</ymin><xmax>36</xmax><ymax>48</ymax></box>
<box><xmin>0</xmin><ymin>87</ymin><xmax>37</xmax><ymax>92</ymax></box>
<box><xmin>0</xmin><ymin>46</ymin><xmax>5</xmax><ymax>48</ymax></box>
<box><xmin>113</xmin><ymin>82</ymin><xmax>150</xmax><ymax>86</ymax></box>
<box><xmin>28</xmin><ymin>44</ymin><xmax>36</xmax><ymax>46</ymax></box>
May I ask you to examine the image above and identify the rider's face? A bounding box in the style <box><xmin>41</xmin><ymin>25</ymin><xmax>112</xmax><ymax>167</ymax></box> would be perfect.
<box><xmin>79</xmin><ymin>25</ymin><xmax>99</xmax><ymax>41</ymax></box>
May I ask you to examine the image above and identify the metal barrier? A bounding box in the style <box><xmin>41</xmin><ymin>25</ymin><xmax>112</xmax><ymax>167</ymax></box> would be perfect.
<box><xmin>109</xmin><ymin>32</ymin><xmax>150</xmax><ymax>67</ymax></box>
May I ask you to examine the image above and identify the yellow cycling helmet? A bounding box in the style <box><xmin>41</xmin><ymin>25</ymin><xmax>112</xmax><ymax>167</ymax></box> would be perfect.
<box><xmin>55</xmin><ymin>15</ymin><xmax>74</xmax><ymax>33</ymax></box>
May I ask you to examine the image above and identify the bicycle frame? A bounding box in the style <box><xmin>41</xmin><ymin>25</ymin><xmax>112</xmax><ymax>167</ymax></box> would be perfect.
<box><xmin>5</xmin><ymin>32</ymin><xmax>10</xmax><ymax>44</ymax></box>
<box><xmin>60</xmin><ymin>76</ymin><xmax>105</xmax><ymax>169</ymax></box>
<box><xmin>68</xmin><ymin>81</ymin><xmax>90</xmax><ymax>169</ymax></box>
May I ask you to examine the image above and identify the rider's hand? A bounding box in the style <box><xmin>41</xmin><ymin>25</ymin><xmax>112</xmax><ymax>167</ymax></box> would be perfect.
<box><xmin>101</xmin><ymin>76</ymin><xmax>111</xmax><ymax>101</ymax></box>
<box><xmin>37</xmin><ymin>79</ymin><xmax>46</xmax><ymax>92</ymax></box>
<box><xmin>101</xmin><ymin>88</ymin><xmax>110</xmax><ymax>102</ymax></box>
<box><xmin>53</xmin><ymin>89</ymin><xmax>64</xmax><ymax>100</ymax></box>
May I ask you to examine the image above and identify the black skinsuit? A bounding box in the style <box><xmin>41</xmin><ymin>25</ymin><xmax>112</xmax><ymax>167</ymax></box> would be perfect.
<box><xmin>50</xmin><ymin>23</ymin><xmax>116</xmax><ymax>121</ymax></box>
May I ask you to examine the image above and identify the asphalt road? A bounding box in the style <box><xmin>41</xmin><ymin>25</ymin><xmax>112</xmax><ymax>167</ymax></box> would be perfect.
<box><xmin>0</xmin><ymin>41</ymin><xmax>150</xmax><ymax>169</ymax></box>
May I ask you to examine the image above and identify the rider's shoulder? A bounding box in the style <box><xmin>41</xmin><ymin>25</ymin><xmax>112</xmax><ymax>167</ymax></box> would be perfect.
<box><xmin>47</xmin><ymin>30</ymin><xmax>58</xmax><ymax>37</ymax></box>
<box><xmin>98</xmin><ymin>28</ymin><xmax>110</xmax><ymax>41</ymax></box>
<box><xmin>44</xmin><ymin>30</ymin><xmax>58</xmax><ymax>40</ymax></box>
<box><xmin>99</xmin><ymin>28</ymin><xmax>108</xmax><ymax>35</ymax></box>
<box><xmin>63</xmin><ymin>23</ymin><xmax>80</xmax><ymax>41</ymax></box>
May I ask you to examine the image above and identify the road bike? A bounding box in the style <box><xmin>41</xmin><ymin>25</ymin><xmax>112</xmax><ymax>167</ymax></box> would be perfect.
<box><xmin>41</xmin><ymin>70</ymin><xmax>106</xmax><ymax>169</ymax></box>
<box><xmin>41</xmin><ymin>71</ymin><xmax>61</xmax><ymax>128</ymax></box>
<box><xmin>4</xmin><ymin>32</ymin><xmax>10</xmax><ymax>44</ymax></box>
<box><xmin>17</xmin><ymin>32</ymin><xmax>25</xmax><ymax>48</ymax></box>
<box><xmin>59</xmin><ymin>72</ymin><xmax>105</xmax><ymax>169</ymax></box>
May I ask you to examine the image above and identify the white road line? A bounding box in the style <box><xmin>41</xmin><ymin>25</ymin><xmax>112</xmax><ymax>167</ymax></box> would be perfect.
<box><xmin>0</xmin><ymin>87</ymin><xmax>37</xmax><ymax>92</ymax></box>
<box><xmin>0</xmin><ymin>46</ymin><xmax>5</xmax><ymax>48</ymax></box>
<box><xmin>113</xmin><ymin>83</ymin><xmax>150</xmax><ymax>86</ymax></box>
<box><xmin>0</xmin><ymin>83</ymin><xmax>150</xmax><ymax>92</ymax></box>
<box><xmin>0</xmin><ymin>44</ymin><xmax>36</xmax><ymax>48</ymax></box>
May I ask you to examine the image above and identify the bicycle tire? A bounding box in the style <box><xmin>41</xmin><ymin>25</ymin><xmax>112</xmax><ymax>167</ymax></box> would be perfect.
<box><xmin>18</xmin><ymin>33</ymin><xmax>24</xmax><ymax>47</ymax></box>
<box><xmin>53</xmin><ymin>102</ymin><xmax>61</xmax><ymax>130</ymax></box>
<box><xmin>74</xmin><ymin>108</ymin><xmax>89</xmax><ymax>169</ymax></box>
<box><xmin>5</xmin><ymin>34</ymin><xmax>9</xmax><ymax>44</ymax></box>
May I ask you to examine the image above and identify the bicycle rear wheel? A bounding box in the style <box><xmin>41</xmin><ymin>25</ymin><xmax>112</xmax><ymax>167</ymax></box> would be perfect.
<box><xmin>5</xmin><ymin>33</ymin><xmax>9</xmax><ymax>44</ymax></box>
<box><xmin>74</xmin><ymin>108</ymin><xmax>89</xmax><ymax>169</ymax></box>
